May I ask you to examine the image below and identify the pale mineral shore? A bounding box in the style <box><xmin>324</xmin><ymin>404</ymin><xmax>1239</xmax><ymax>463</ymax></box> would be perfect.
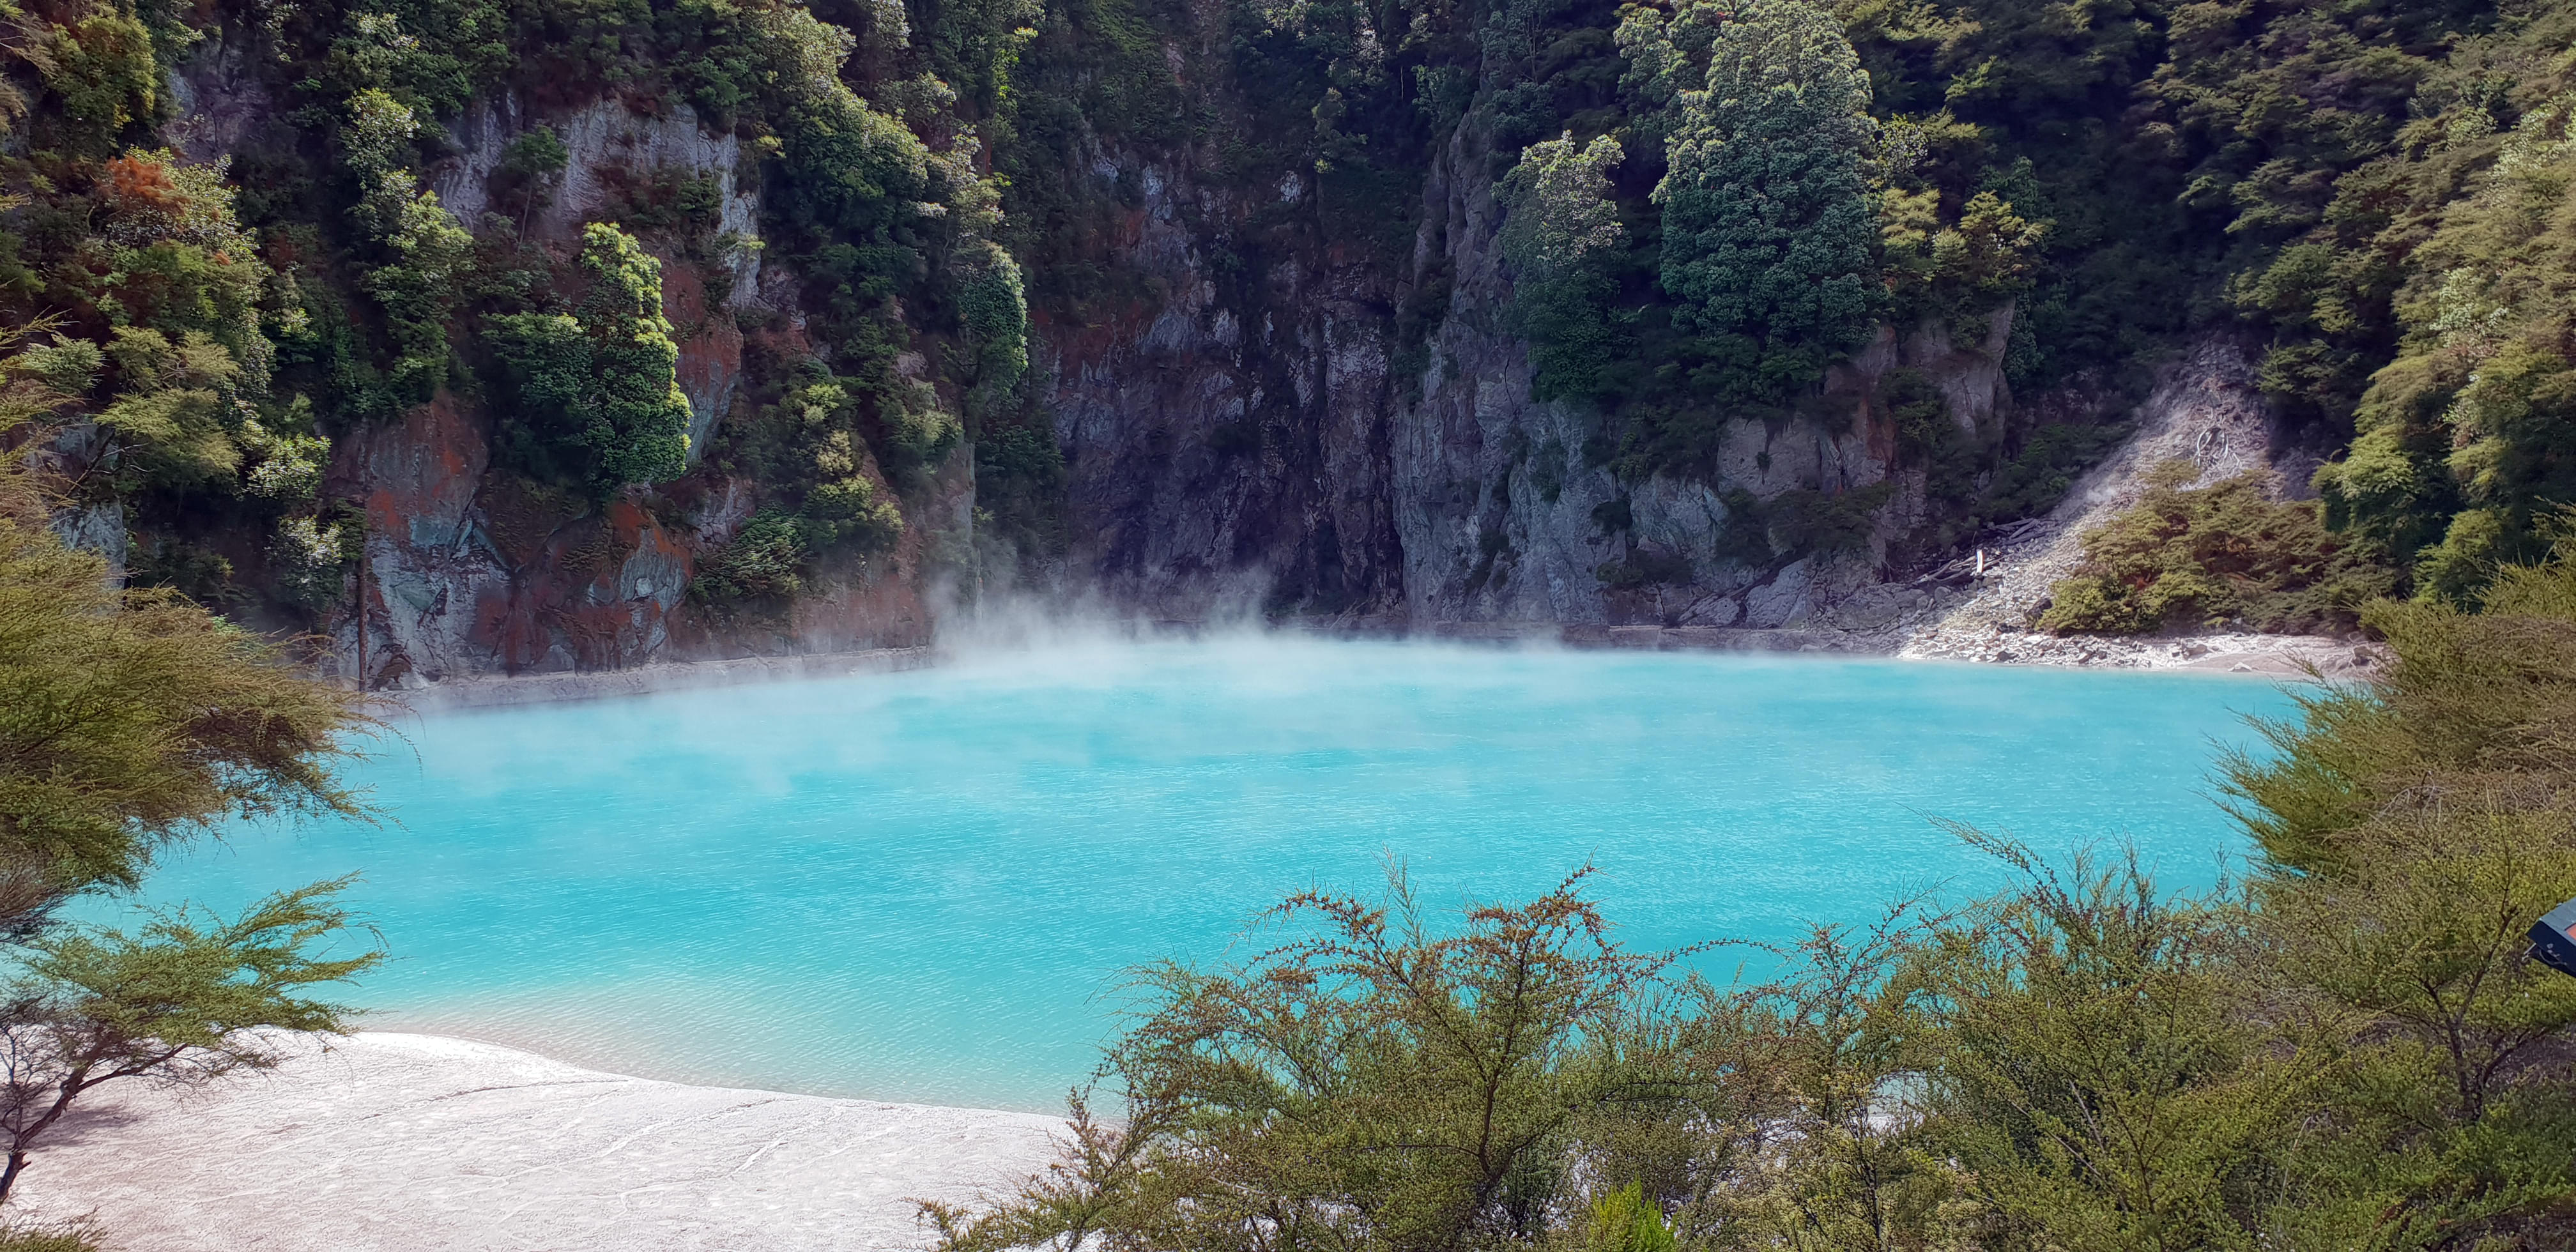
<box><xmin>10</xmin><ymin>1031</ymin><xmax>1068</xmax><ymax>1252</ymax></box>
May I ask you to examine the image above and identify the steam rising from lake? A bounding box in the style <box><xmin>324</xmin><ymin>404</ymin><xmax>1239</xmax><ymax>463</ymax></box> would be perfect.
<box><xmin>130</xmin><ymin>637</ymin><xmax>2295</xmax><ymax>1110</ymax></box>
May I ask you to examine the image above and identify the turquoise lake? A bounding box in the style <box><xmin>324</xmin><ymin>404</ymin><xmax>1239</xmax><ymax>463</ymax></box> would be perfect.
<box><xmin>123</xmin><ymin>638</ymin><xmax>2301</xmax><ymax>1111</ymax></box>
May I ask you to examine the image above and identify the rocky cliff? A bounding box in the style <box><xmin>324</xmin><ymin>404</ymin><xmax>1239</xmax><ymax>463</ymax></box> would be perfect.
<box><xmin>1038</xmin><ymin>114</ymin><xmax>2032</xmax><ymax>636</ymax></box>
<box><xmin>327</xmin><ymin>87</ymin><xmax>2099</xmax><ymax>682</ymax></box>
<box><xmin>16</xmin><ymin>0</ymin><xmax>2550</xmax><ymax>681</ymax></box>
<box><xmin>13</xmin><ymin>1</ymin><xmax>2253</xmax><ymax>686</ymax></box>
<box><xmin>328</xmin><ymin>96</ymin><xmax>965</xmax><ymax>687</ymax></box>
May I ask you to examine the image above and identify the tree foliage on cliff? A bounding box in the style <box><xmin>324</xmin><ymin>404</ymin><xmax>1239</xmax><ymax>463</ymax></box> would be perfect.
<box><xmin>1497</xmin><ymin>132</ymin><xmax>1627</xmax><ymax>402</ymax></box>
<box><xmin>490</xmin><ymin>224</ymin><xmax>694</xmax><ymax>493</ymax></box>
<box><xmin>1631</xmin><ymin>0</ymin><xmax>1881</xmax><ymax>381</ymax></box>
<box><xmin>0</xmin><ymin>0</ymin><xmax>1038</xmax><ymax>620</ymax></box>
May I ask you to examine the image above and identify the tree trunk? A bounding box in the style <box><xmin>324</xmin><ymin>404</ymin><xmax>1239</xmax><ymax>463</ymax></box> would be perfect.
<box><xmin>0</xmin><ymin>1148</ymin><xmax>29</xmax><ymax>1205</ymax></box>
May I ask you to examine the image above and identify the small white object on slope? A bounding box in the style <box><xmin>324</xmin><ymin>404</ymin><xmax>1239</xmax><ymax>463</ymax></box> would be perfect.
<box><xmin>9</xmin><ymin>1032</ymin><xmax>1065</xmax><ymax>1252</ymax></box>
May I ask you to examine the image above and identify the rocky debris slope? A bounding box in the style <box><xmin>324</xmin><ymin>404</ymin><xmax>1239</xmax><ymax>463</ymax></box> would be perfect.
<box><xmin>1891</xmin><ymin>338</ymin><xmax>2372</xmax><ymax>674</ymax></box>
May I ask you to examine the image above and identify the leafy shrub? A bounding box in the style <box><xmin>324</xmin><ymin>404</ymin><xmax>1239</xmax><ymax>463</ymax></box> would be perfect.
<box><xmin>26</xmin><ymin>6</ymin><xmax>158</xmax><ymax>153</ymax></box>
<box><xmin>924</xmin><ymin>867</ymin><xmax>1692</xmax><ymax>1251</ymax></box>
<box><xmin>1497</xmin><ymin>132</ymin><xmax>1626</xmax><ymax>402</ymax></box>
<box><xmin>0</xmin><ymin>1223</ymin><xmax>103</xmax><ymax>1252</ymax></box>
<box><xmin>268</xmin><ymin>515</ymin><xmax>355</xmax><ymax>610</ymax></box>
<box><xmin>2039</xmin><ymin>462</ymin><xmax>2391</xmax><ymax>635</ymax></box>
<box><xmin>358</xmin><ymin>178</ymin><xmax>473</xmax><ymax>405</ymax></box>
<box><xmin>955</xmin><ymin>241</ymin><xmax>1030</xmax><ymax>412</ymax></box>
<box><xmin>800</xmin><ymin>473</ymin><xmax>902</xmax><ymax>553</ymax></box>
<box><xmin>692</xmin><ymin>509</ymin><xmax>807</xmax><ymax>607</ymax></box>
<box><xmin>94</xmin><ymin>328</ymin><xmax>242</xmax><ymax>492</ymax></box>
<box><xmin>1880</xmin><ymin>188</ymin><xmax>2047</xmax><ymax>330</ymax></box>
<box><xmin>2214</xmin><ymin>542</ymin><xmax>2576</xmax><ymax>1245</ymax></box>
<box><xmin>1760</xmin><ymin>482</ymin><xmax>1897</xmax><ymax>560</ymax></box>
<box><xmin>575</xmin><ymin>224</ymin><xmax>693</xmax><ymax>487</ymax></box>
<box><xmin>1584</xmin><ymin>1182</ymin><xmax>1676</xmax><ymax>1252</ymax></box>
<box><xmin>1980</xmin><ymin>419</ymin><xmax>2133</xmax><ymax>522</ymax></box>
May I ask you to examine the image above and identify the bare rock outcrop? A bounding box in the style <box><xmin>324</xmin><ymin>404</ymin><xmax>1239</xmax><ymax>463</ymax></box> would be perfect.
<box><xmin>1043</xmin><ymin>158</ymin><xmax>1406</xmax><ymax>621</ymax></box>
<box><xmin>1042</xmin><ymin>116</ymin><xmax>2020</xmax><ymax>634</ymax></box>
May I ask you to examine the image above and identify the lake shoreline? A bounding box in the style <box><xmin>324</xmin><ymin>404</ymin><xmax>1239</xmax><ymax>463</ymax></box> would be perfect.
<box><xmin>394</xmin><ymin>622</ymin><xmax>2368</xmax><ymax>711</ymax></box>
<box><xmin>11</xmin><ymin>1030</ymin><xmax>1062</xmax><ymax>1252</ymax></box>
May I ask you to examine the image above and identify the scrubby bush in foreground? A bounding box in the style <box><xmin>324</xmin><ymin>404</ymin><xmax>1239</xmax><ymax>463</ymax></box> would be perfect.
<box><xmin>937</xmin><ymin>544</ymin><xmax>2576</xmax><ymax>1251</ymax></box>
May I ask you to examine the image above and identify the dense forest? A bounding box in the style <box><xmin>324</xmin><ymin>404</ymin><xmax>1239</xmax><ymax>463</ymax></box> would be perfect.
<box><xmin>1</xmin><ymin>0</ymin><xmax>2572</xmax><ymax>646</ymax></box>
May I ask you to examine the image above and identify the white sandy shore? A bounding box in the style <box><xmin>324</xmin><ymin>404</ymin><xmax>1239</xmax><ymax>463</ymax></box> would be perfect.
<box><xmin>10</xmin><ymin>1032</ymin><xmax>1063</xmax><ymax>1252</ymax></box>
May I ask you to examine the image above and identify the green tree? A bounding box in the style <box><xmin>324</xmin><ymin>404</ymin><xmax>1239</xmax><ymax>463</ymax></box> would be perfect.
<box><xmin>1498</xmin><ymin>132</ymin><xmax>1627</xmax><ymax>401</ymax></box>
<box><xmin>0</xmin><ymin>519</ymin><xmax>370</xmax><ymax>928</ymax></box>
<box><xmin>1627</xmin><ymin>0</ymin><xmax>1880</xmax><ymax>392</ymax></box>
<box><xmin>575</xmin><ymin>224</ymin><xmax>693</xmax><ymax>487</ymax></box>
<box><xmin>2322</xmin><ymin>98</ymin><xmax>2576</xmax><ymax>602</ymax></box>
<box><xmin>488</xmin><ymin>224</ymin><xmax>693</xmax><ymax>492</ymax></box>
<box><xmin>0</xmin><ymin>878</ymin><xmax>384</xmax><ymax>1203</ymax></box>
<box><xmin>342</xmin><ymin>90</ymin><xmax>471</xmax><ymax>407</ymax></box>
<box><xmin>1584</xmin><ymin>1182</ymin><xmax>1676</xmax><ymax>1252</ymax></box>
<box><xmin>1908</xmin><ymin>835</ymin><xmax>2327</xmax><ymax>1252</ymax></box>
<box><xmin>19</xmin><ymin>1</ymin><xmax>158</xmax><ymax>154</ymax></box>
<box><xmin>0</xmin><ymin>443</ymin><xmax>383</xmax><ymax>1231</ymax></box>
<box><xmin>956</xmin><ymin>240</ymin><xmax>1031</xmax><ymax>416</ymax></box>
<box><xmin>2223</xmin><ymin>538</ymin><xmax>2576</xmax><ymax>1246</ymax></box>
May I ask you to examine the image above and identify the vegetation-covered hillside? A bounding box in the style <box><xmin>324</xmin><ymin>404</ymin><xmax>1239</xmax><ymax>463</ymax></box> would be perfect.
<box><xmin>3</xmin><ymin>0</ymin><xmax>2572</xmax><ymax>648</ymax></box>
<box><xmin>0</xmin><ymin>0</ymin><xmax>1050</xmax><ymax>640</ymax></box>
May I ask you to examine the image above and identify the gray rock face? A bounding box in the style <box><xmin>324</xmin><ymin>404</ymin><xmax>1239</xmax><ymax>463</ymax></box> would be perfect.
<box><xmin>1045</xmin><ymin>158</ymin><xmax>1406</xmax><ymax>620</ymax></box>
<box><xmin>36</xmin><ymin>423</ymin><xmax>129</xmax><ymax>585</ymax></box>
<box><xmin>1038</xmin><ymin>119</ymin><xmax>2020</xmax><ymax>630</ymax></box>
<box><xmin>50</xmin><ymin>500</ymin><xmax>128</xmax><ymax>586</ymax></box>
<box><xmin>167</xmin><ymin>37</ymin><xmax>273</xmax><ymax>168</ymax></box>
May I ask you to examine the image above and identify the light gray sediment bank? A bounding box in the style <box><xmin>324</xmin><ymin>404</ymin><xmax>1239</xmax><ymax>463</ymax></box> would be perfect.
<box><xmin>10</xmin><ymin>1032</ymin><xmax>1061</xmax><ymax>1252</ymax></box>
